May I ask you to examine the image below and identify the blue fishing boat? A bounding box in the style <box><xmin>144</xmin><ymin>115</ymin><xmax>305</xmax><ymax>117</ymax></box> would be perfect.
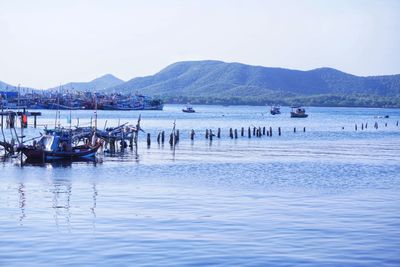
<box><xmin>20</xmin><ymin>134</ymin><xmax>101</xmax><ymax>161</ymax></box>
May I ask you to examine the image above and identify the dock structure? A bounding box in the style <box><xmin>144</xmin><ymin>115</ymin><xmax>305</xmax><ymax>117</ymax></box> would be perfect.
<box><xmin>0</xmin><ymin>109</ymin><xmax>42</xmax><ymax>129</ymax></box>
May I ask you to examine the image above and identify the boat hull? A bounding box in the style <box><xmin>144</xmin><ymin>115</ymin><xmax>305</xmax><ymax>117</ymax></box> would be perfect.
<box><xmin>21</xmin><ymin>144</ymin><xmax>101</xmax><ymax>161</ymax></box>
<box><xmin>290</xmin><ymin>112</ymin><xmax>308</xmax><ymax>118</ymax></box>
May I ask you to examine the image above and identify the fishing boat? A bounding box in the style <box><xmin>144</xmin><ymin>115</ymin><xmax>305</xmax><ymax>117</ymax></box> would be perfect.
<box><xmin>290</xmin><ymin>106</ymin><xmax>308</xmax><ymax>118</ymax></box>
<box><xmin>182</xmin><ymin>104</ymin><xmax>195</xmax><ymax>113</ymax></box>
<box><xmin>19</xmin><ymin>134</ymin><xmax>101</xmax><ymax>161</ymax></box>
<box><xmin>270</xmin><ymin>105</ymin><xmax>281</xmax><ymax>115</ymax></box>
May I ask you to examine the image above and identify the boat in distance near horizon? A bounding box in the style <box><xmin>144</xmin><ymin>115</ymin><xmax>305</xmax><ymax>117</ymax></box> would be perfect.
<box><xmin>182</xmin><ymin>104</ymin><xmax>195</xmax><ymax>113</ymax></box>
<box><xmin>270</xmin><ymin>105</ymin><xmax>281</xmax><ymax>115</ymax></box>
<box><xmin>290</xmin><ymin>106</ymin><xmax>308</xmax><ymax>118</ymax></box>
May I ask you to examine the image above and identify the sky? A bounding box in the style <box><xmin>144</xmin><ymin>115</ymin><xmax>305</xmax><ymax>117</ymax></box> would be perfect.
<box><xmin>0</xmin><ymin>0</ymin><xmax>399</xmax><ymax>88</ymax></box>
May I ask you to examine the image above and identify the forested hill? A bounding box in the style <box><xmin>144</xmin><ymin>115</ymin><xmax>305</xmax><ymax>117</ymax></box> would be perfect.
<box><xmin>105</xmin><ymin>60</ymin><xmax>400</xmax><ymax>107</ymax></box>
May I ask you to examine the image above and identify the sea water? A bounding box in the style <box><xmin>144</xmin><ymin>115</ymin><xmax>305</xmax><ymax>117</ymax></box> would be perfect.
<box><xmin>0</xmin><ymin>105</ymin><xmax>399</xmax><ymax>266</ymax></box>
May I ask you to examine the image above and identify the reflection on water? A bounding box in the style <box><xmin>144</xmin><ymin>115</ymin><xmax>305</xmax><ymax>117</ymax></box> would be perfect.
<box><xmin>0</xmin><ymin>106</ymin><xmax>400</xmax><ymax>266</ymax></box>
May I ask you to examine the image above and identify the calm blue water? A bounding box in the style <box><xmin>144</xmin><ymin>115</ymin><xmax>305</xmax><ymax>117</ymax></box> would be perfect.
<box><xmin>1</xmin><ymin>105</ymin><xmax>400</xmax><ymax>266</ymax></box>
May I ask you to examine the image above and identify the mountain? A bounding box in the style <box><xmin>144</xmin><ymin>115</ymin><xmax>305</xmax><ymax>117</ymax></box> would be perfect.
<box><xmin>48</xmin><ymin>74</ymin><xmax>124</xmax><ymax>92</ymax></box>
<box><xmin>0</xmin><ymin>80</ymin><xmax>38</xmax><ymax>93</ymax></box>
<box><xmin>105</xmin><ymin>60</ymin><xmax>400</xmax><ymax>106</ymax></box>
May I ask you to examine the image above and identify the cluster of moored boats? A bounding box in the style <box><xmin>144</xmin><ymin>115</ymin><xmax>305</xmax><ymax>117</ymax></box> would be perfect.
<box><xmin>0</xmin><ymin>91</ymin><xmax>163</xmax><ymax>110</ymax></box>
<box><xmin>0</xmin><ymin>117</ymin><xmax>140</xmax><ymax>161</ymax></box>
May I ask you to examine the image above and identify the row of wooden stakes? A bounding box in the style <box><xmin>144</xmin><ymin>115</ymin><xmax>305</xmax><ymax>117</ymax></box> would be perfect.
<box><xmin>141</xmin><ymin>126</ymin><xmax>307</xmax><ymax>147</ymax></box>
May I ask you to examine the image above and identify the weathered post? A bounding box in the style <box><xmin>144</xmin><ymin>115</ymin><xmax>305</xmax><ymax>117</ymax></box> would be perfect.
<box><xmin>263</xmin><ymin>127</ymin><xmax>266</xmax><ymax>135</ymax></box>
<box><xmin>169</xmin><ymin>133</ymin><xmax>173</xmax><ymax>146</ymax></box>
<box><xmin>190</xmin><ymin>129</ymin><xmax>195</xmax><ymax>140</ymax></box>
<box><xmin>176</xmin><ymin>129</ymin><xmax>180</xmax><ymax>143</ymax></box>
<box><xmin>147</xmin><ymin>133</ymin><xmax>151</xmax><ymax>148</ymax></box>
<box><xmin>157</xmin><ymin>132</ymin><xmax>161</xmax><ymax>144</ymax></box>
<box><xmin>253</xmin><ymin>127</ymin><xmax>256</xmax><ymax>136</ymax></box>
<box><xmin>161</xmin><ymin>131</ymin><xmax>165</xmax><ymax>144</ymax></box>
<box><xmin>241</xmin><ymin>127</ymin><xmax>244</xmax><ymax>137</ymax></box>
<box><xmin>209</xmin><ymin>129</ymin><xmax>213</xmax><ymax>141</ymax></box>
<box><xmin>217</xmin><ymin>128</ymin><xmax>221</xmax><ymax>138</ymax></box>
<box><xmin>234</xmin><ymin>129</ymin><xmax>238</xmax><ymax>139</ymax></box>
<box><xmin>294</xmin><ymin>127</ymin><xmax>296</xmax><ymax>133</ymax></box>
<box><xmin>248</xmin><ymin>127</ymin><xmax>251</xmax><ymax>138</ymax></box>
<box><xmin>361</xmin><ymin>123</ymin><xmax>364</xmax><ymax>130</ymax></box>
<box><xmin>278</xmin><ymin>127</ymin><xmax>281</xmax><ymax>136</ymax></box>
<box><xmin>365</xmin><ymin>123</ymin><xmax>368</xmax><ymax>129</ymax></box>
<box><xmin>355</xmin><ymin>124</ymin><xmax>357</xmax><ymax>131</ymax></box>
<box><xmin>303</xmin><ymin>127</ymin><xmax>306</xmax><ymax>132</ymax></box>
<box><xmin>385</xmin><ymin>122</ymin><xmax>387</xmax><ymax>127</ymax></box>
<box><xmin>269</xmin><ymin>127</ymin><xmax>272</xmax><ymax>137</ymax></box>
<box><xmin>205</xmin><ymin>129</ymin><xmax>209</xmax><ymax>139</ymax></box>
<box><xmin>229</xmin><ymin>128</ymin><xmax>233</xmax><ymax>139</ymax></box>
<box><xmin>33</xmin><ymin>115</ymin><xmax>37</xmax><ymax>128</ymax></box>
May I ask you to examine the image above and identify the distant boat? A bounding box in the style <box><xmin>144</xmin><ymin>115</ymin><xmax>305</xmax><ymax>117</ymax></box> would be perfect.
<box><xmin>290</xmin><ymin>106</ymin><xmax>308</xmax><ymax>118</ymax></box>
<box><xmin>270</xmin><ymin>105</ymin><xmax>281</xmax><ymax>115</ymax></box>
<box><xmin>182</xmin><ymin>104</ymin><xmax>195</xmax><ymax>113</ymax></box>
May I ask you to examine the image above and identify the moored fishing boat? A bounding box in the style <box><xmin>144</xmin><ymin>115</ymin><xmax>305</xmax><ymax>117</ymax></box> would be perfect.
<box><xmin>19</xmin><ymin>134</ymin><xmax>101</xmax><ymax>161</ymax></box>
<box><xmin>290</xmin><ymin>106</ymin><xmax>308</xmax><ymax>118</ymax></box>
<box><xmin>182</xmin><ymin>104</ymin><xmax>195</xmax><ymax>113</ymax></box>
<box><xmin>270</xmin><ymin>105</ymin><xmax>281</xmax><ymax>115</ymax></box>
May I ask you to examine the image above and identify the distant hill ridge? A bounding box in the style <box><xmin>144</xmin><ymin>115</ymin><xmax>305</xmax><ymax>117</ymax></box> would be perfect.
<box><xmin>1</xmin><ymin>60</ymin><xmax>400</xmax><ymax>107</ymax></box>
<box><xmin>106</xmin><ymin>60</ymin><xmax>400</xmax><ymax>97</ymax></box>
<box><xmin>48</xmin><ymin>74</ymin><xmax>124</xmax><ymax>92</ymax></box>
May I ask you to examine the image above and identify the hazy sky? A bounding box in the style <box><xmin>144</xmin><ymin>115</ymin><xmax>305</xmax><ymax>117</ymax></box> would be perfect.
<box><xmin>1</xmin><ymin>0</ymin><xmax>399</xmax><ymax>88</ymax></box>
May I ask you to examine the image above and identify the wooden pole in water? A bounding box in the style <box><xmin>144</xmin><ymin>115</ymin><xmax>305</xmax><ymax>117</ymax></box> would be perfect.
<box><xmin>361</xmin><ymin>123</ymin><xmax>364</xmax><ymax>130</ymax></box>
<box><xmin>229</xmin><ymin>128</ymin><xmax>233</xmax><ymax>139</ymax></box>
<box><xmin>385</xmin><ymin>122</ymin><xmax>387</xmax><ymax>127</ymax></box>
<box><xmin>169</xmin><ymin>133</ymin><xmax>173</xmax><ymax>146</ymax></box>
<box><xmin>278</xmin><ymin>127</ymin><xmax>281</xmax><ymax>136</ymax></box>
<box><xmin>365</xmin><ymin>123</ymin><xmax>368</xmax><ymax>129</ymax></box>
<box><xmin>161</xmin><ymin>131</ymin><xmax>165</xmax><ymax>144</ymax></box>
<box><xmin>147</xmin><ymin>133</ymin><xmax>151</xmax><ymax>147</ymax></box>
<box><xmin>209</xmin><ymin>129</ymin><xmax>213</xmax><ymax>141</ymax></box>
<box><xmin>253</xmin><ymin>127</ymin><xmax>256</xmax><ymax>136</ymax></box>
<box><xmin>190</xmin><ymin>129</ymin><xmax>195</xmax><ymax>140</ymax></box>
<box><xmin>176</xmin><ymin>129</ymin><xmax>180</xmax><ymax>142</ymax></box>
<box><xmin>294</xmin><ymin>127</ymin><xmax>296</xmax><ymax>133</ymax></box>
<box><xmin>303</xmin><ymin>127</ymin><xmax>306</xmax><ymax>132</ymax></box>
<box><xmin>217</xmin><ymin>128</ymin><xmax>221</xmax><ymax>138</ymax></box>
<box><xmin>262</xmin><ymin>127</ymin><xmax>265</xmax><ymax>135</ymax></box>
<box><xmin>269</xmin><ymin>127</ymin><xmax>272</xmax><ymax>137</ymax></box>
<box><xmin>248</xmin><ymin>127</ymin><xmax>251</xmax><ymax>138</ymax></box>
<box><xmin>157</xmin><ymin>132</ymin><xmax>161</xmax><ymax>144</ymax></box>
<box><xmin>205</xmin><ymin>129</ymin><xmax>209</xmax><ymax>139</ymax></box>
<box><xmin>397</xmin><ymin>121</ymin><xmax>398</xmax><ymax>126</ymax></box>
<box><xmin>241</xmin><ymin>127</ymin><xmax>244</xmax><ymax>137</ymax></box>
<box><xmin>234</xmin><ymin>129</ymin><xmax>238</xmax><ymax>139</ymax></box>
<box><xmin>355</xmin><ymin>124</ymin><xmax>357</xmax><ymax>131</ymax></box>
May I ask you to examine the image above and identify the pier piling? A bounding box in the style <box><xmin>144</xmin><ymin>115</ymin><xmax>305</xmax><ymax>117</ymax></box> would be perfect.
<box><xmin>190</xmin><ymin>129</ymin><xmax>195</xmax><ymax>140</ymax></box>
<box><xmin>147</xmin><ymin>133</ymin><xmax>151</xmax><ymax>147</ymax></box>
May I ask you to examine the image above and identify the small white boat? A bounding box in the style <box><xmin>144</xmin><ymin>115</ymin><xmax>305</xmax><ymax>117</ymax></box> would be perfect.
<box><xmin>290</xmin><ymin>106</ymin><xmax>308</xmax><ymax>118</ymax></box>
<box><xmin>182</xmin><ymin>105</ymin><xmax>195</xmax><ymax>113</ymax></box>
